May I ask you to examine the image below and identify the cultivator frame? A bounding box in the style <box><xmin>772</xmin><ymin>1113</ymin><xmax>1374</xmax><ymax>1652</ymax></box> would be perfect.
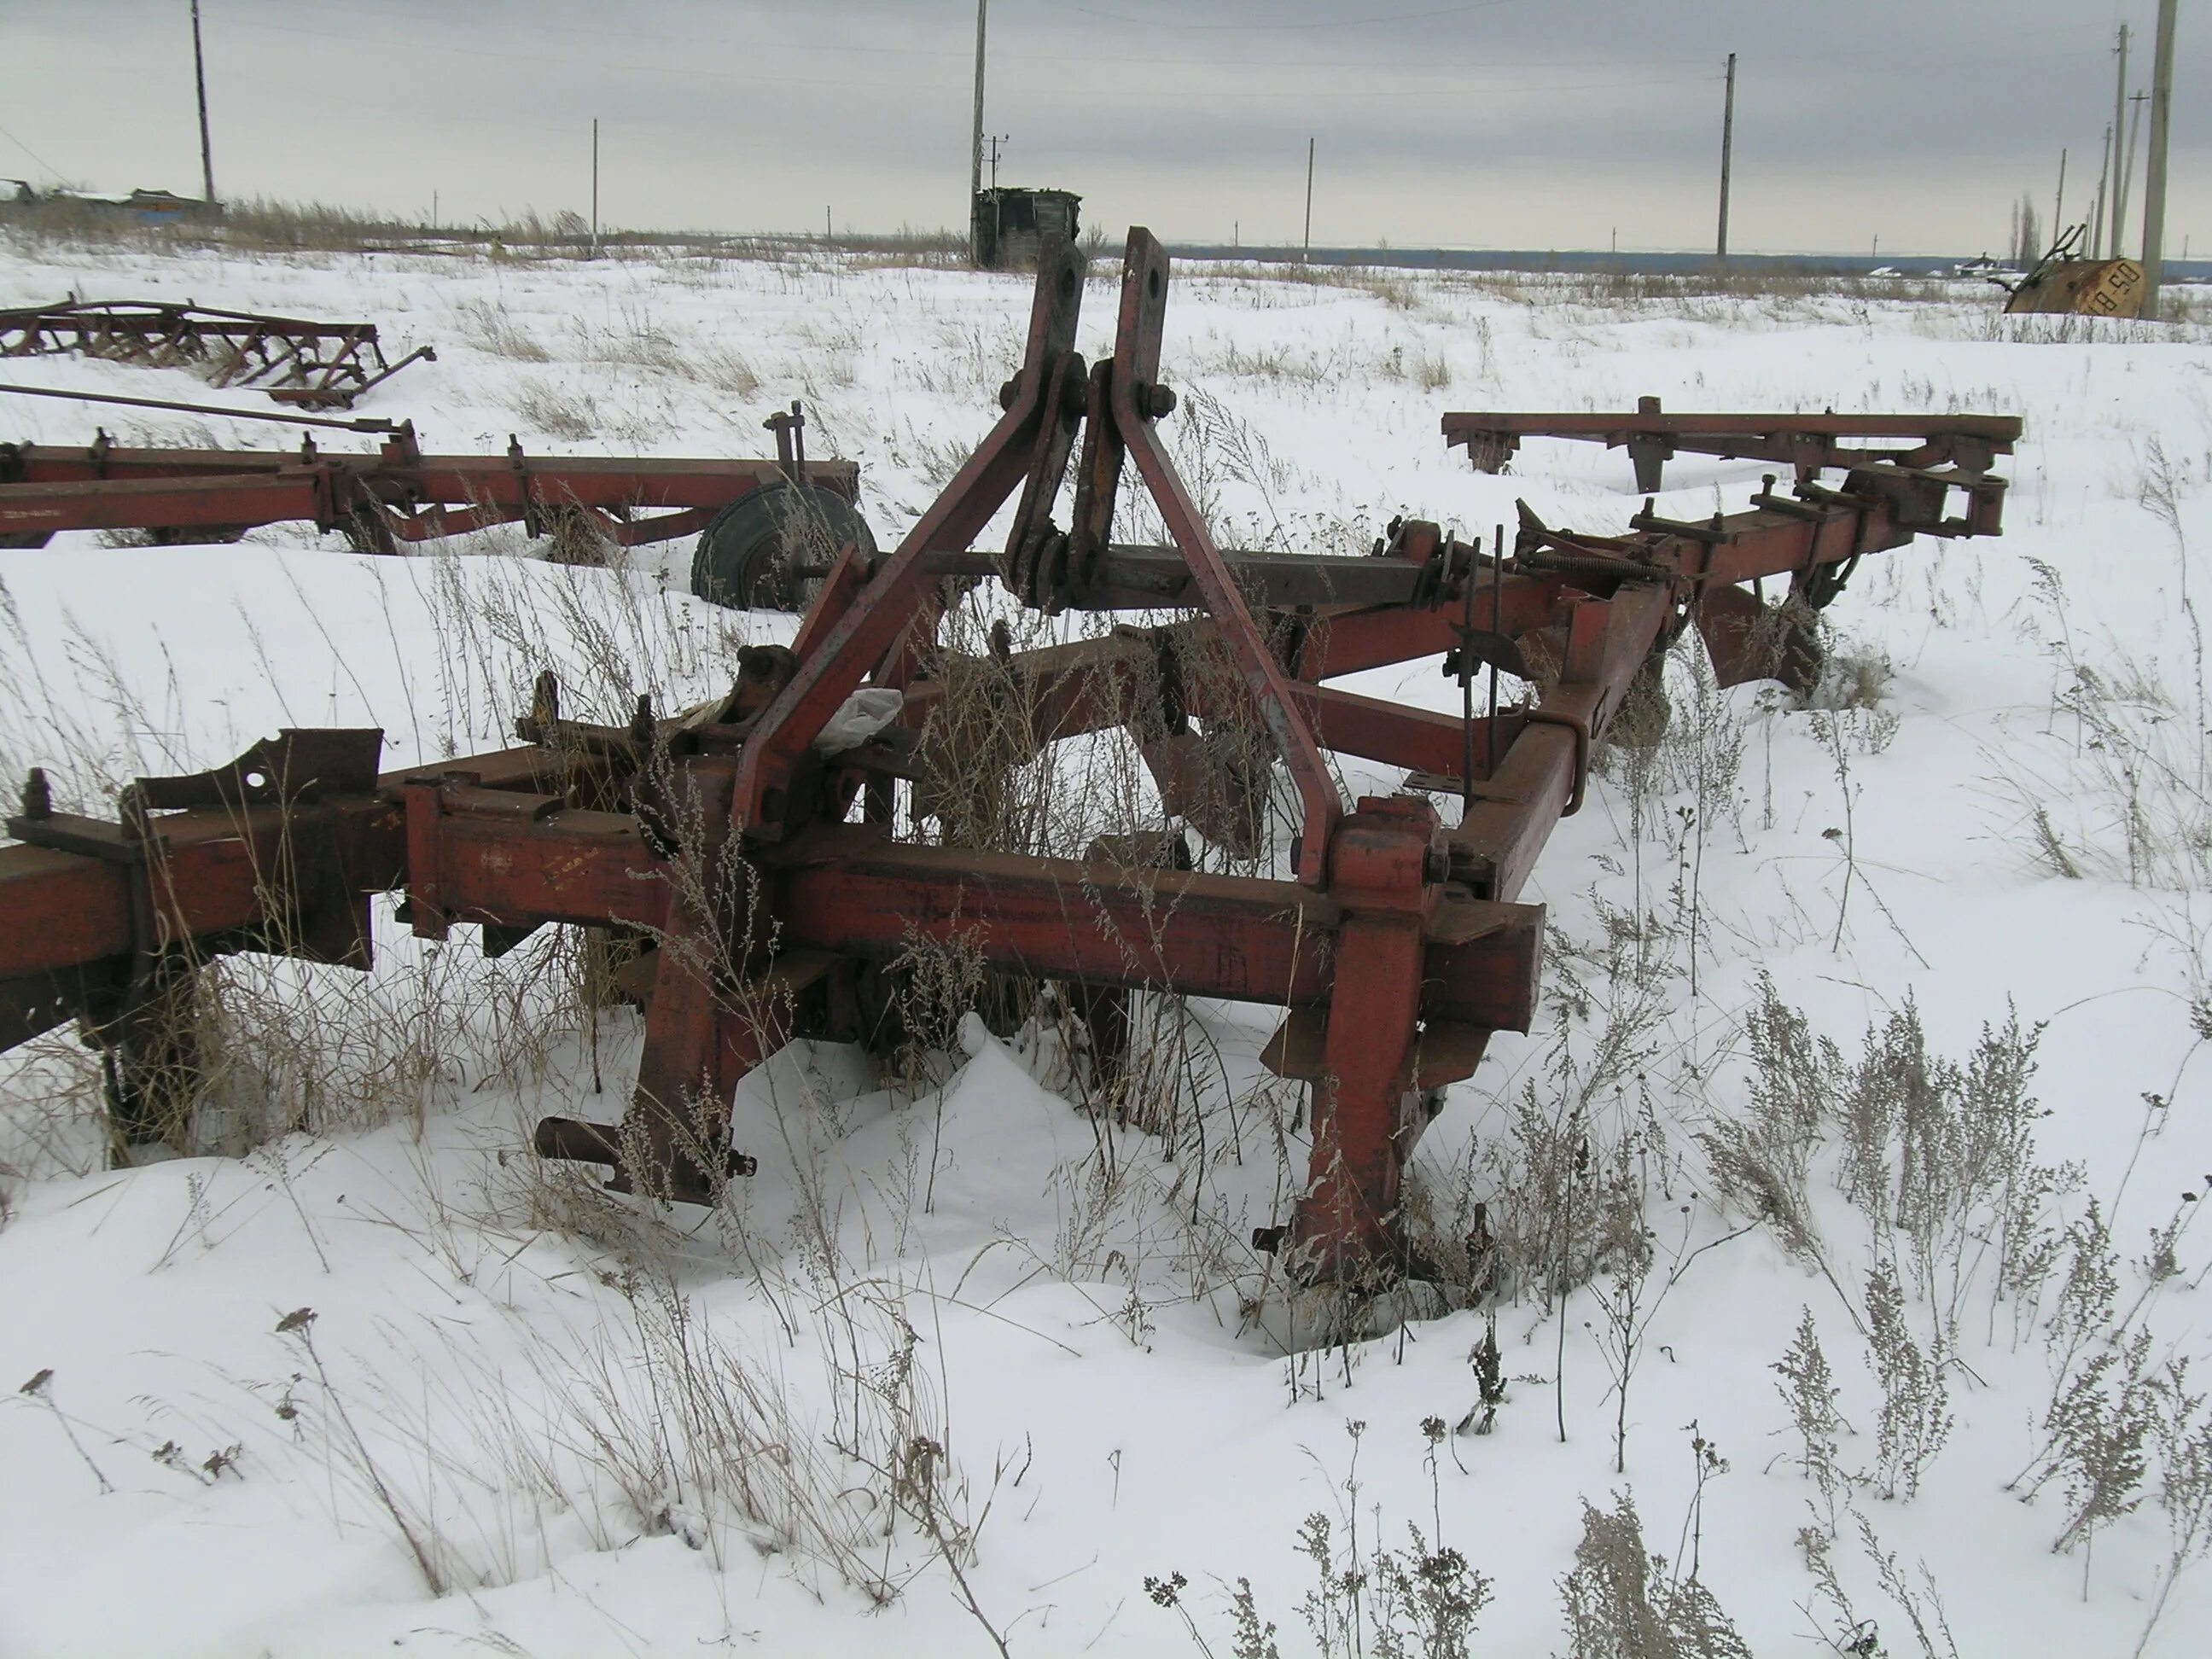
<box><xmin>1444</xmin><ymin>397</ymin><xmax>2021</xmax><ymax>494</ymax></box>
<box><xmin>0</xmin><ymin>298</ymin><xmax>434</xmax><ymax>410</ymax></box>
<box><xmin>0</xmin><ymin>231</ymin><xmax>2015</xmax><ymax>1276</ymax></box>
<box><xmin>0</xmin><ymin>423</ymin><xmax>859</xmax><ymax>554</ymax></box>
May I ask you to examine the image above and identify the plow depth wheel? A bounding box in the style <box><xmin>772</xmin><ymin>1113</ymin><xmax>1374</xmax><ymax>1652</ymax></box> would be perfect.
<box><xmin>690</xmin><ymin>480</ymin><xmax>876</xmax><ymax>613</ymax></box>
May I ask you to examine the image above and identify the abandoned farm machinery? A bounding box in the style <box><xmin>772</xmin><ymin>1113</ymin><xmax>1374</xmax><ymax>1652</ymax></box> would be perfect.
<box><xmin>0</xmin><ymin>231</ymin><xmax>2017</xmax><ymax>1275</ymax></box>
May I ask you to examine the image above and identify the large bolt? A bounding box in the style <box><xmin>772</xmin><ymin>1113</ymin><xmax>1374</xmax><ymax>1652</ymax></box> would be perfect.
<box><xmin>1144</xmin><ymin>382</ymin><xmax>1178</xmax><ymax>418</ymax></box>
<box><xmin>998</xmin><ymin>376</ymin><xmax>1021</xmax><ymax>412</ymax></box>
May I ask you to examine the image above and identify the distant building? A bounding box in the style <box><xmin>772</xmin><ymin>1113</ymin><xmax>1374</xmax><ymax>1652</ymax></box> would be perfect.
<box><xmin>972</xmin><ymin>187</ymin><xmax>1080</xmax><ymax>270</ymax></box>
<box><xmin>0</xmin><ymin>185</ymin><xmax>215</xmax><ymax>223</ymax></box>
<box><xmin>114</xmin><ymin>189</ymin><xmax>208</xmax><ymax>222</ymax></box>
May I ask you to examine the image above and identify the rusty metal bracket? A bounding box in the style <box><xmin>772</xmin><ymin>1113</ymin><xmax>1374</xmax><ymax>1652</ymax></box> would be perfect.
<box><xmin>1519</xmin><ymin>707</ymin><xmax>1592</xmax><ymax>816</ymax></box>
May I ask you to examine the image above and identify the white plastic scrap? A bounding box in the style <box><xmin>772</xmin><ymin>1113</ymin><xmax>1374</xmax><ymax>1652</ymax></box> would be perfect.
<box><xmin>812</xmin><ymin>686</ymin><xmax>904</xmax><ymax>754</ymax></box>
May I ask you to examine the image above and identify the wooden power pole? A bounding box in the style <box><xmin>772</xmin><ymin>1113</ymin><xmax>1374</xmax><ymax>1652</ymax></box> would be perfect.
<box><xmin>1303</xmin><ymin>137</ymin><xmax>1314</xmax><ymax>265</ymax></box>
<box><xmin>2120</xmin><ymin>89</ymin><xmax>2149</xmax><ymax>259</ymax></box>
<box><xmin>591</xmin><ymin>119</ymin><xmax>600</xmax><ymax>257</ymax></box>
<box><xmin>190</xmin><ymin>0</ymin><xmax>216</xmax><ymax>207</ymax></box>
<box><xmin>2092</xmin><ymin>124</ymin><xmax>2111</xmax><ymax>258</ymax></box>
<box><xmin>2110</xmin><ymin>23</ymin><xmax>2130</xmax><ymax>257</ymax></box>
<box><xmin>1716</xmin><ymin>51</ymin><xmax>1737</xmax><ymax>262</ymax></box>
<box><xmin>2141</xmin><ymin>0</ymin><xmax>2180</xmax><ymax>316</ymax></box>
<box><xmin>969</xmin><ymin>0</ymin><xmax>988</xmax><ymax>259</ymax></box>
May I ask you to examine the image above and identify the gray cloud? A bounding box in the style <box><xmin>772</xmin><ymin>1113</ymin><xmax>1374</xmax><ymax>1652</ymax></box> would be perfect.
<box><xmin>1</xmin><ymin>1</ymin><xmax>2201</xmax><ymax>254</ymax></box>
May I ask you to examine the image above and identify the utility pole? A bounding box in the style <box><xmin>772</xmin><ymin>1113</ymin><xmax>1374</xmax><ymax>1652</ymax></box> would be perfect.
<box><xmin>591</xmin><ymin>119</ymin><xmax>600</xmax><ymax>257</ymax></box>
<box><xmin>2092</xmin><ymin>124</ymin><xmax>2110</xmax><ymax>258</ymax></box>
<box><xmin>2119</xmin><ymin>90</ymin><xmax>2148</xmax><ymax>259</ymax></box>
<box><xmin>190</xmin><ymin>0</ymin><xmax>216</xmax><ymax>207</ymax></box>
<box><xmin>2053</xmin><ymin>147</ymin><xmax>2066</xmax><ymax>245</ymax></box>
<box><xmin>1716</xmin><ymin>51</ymin><xmax>1737</xmax><ymax>263</ymax></box>
<box><xmin>1303</xmin><ymin>136</ymin><xmax>1314</xmax><ymax>265</ymax></box>
<box><xmin>969</xmin><ymin>0</ymin><xmax>988</xmax><ymax>260</ymax></box>
<box><xmin>2110</xmin><ymin>25</ymin><xmax>2132</xmax><ymax>257</ymax></box>
<box><xmin>987</xmin><ymin>134</ymin><xmax>1007</xmax><ymax>190</ymax></box>
<box><xmin>2141</xmin><ymin>0</ymin><xmax>2180</xmax><ymax>316</ymax></box>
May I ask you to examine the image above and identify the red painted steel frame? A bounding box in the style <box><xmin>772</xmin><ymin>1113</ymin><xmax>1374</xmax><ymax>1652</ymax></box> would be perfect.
<box><xmin>0</xmin><ymin>230</ymin><xmax>2016</xmax><ymax>1278</ymax></box>
<box><xmin>1444</xmin><ymin>397</ymin><xmax>2022</xmax><ymax>493</ymax></box>
<box><xmin>0</xmin><ymin>427</ymin><xmax>859</xmax><ymax>550</ymax></box>
<box><xmin>0</xmin><ymin>298</ymin><xmax>432</xmax><ymax>410</ymax></box>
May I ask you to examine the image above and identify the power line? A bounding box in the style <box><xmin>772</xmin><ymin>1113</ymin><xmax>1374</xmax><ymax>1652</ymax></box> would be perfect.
<box><xmin>1074</xmin><ymin>0</ymin><xmax>1534</xmax><ymax>29</ymax></box>
<box><xmin>67</xmin><ymin>12</ymin><xmax>1731</xmax><ymax>108</ymax></box>
<box><xmin>198</xmin><ymin>10</ymin><xmax>1728</xmax><ymax>83</ymax></box>
<box><xmin>217</xmin><ymin>0</ymin><xmax>1697</xmax><ymax>70</ymax></box>
<box><xmin>992</xmin><ymin>69</ymin><xmax>1725</xmax><ymax>107</ymax></box>
<box><xmin>4</xmin><ymin>4</ymin><xmax>2118</xmax><ymax>84</ymax></box>
<box><xmin>216</xmin><ymin>15</ymin><xmax>958</xmax><ymax>97</ymax></box>
<box><xmin>224</xmin><ymin>0</ymin><xmax>2116</xmax><ymax>61</ymax></box>
<box><xmin>0</xmin><ymin>119</ymin><xmax>65</xmax><ymax>178</ymax></box>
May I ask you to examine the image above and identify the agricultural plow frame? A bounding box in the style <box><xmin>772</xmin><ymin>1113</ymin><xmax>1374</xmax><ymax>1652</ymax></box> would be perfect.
<box><xmin>0</xmin><ymin>297</ymin><xmax>435</xmax><ymax>410</ymax></box>
<box><xmin>0</xmin><ymin>231</ymin><xmax>2014</xmax><ymax>1275</ymax></box>
<box><xmin>1445</xmin><ymin>397</ymin><xmax>2020</xmax><ymax>494</ymax></box>
<box><xmin>0</xmin><ymin>421</ymin><xmax>858</xmax><ymax>555</ymax></box>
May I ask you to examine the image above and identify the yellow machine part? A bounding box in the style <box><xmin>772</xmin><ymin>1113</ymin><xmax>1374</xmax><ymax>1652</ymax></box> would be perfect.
<box><xmin>2005</xmin><ymin>259</ymin><xmax>2145</xmax><ymax>317</ymax></box>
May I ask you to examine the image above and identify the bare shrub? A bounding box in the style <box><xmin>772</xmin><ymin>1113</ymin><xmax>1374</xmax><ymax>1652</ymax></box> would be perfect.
<box><xmin>2139</xmin><ymin>1383</ymin><xmax>2212</xmax><ymax>1654</ymax></box>
<box><xmin>1773</xmin><ymin>1307</ymin><xmax>1848</xmax><ymax>1533</ymax></box>
<box><xmin>1557</xmin><ymin>1490</ymin><xmax>1751</xmax><ymax>1659</ymax></box>
<box><xmin>1991</xmin><ymin>560</ymin><xmax>2212</xmax><ymax>889</ymax></box>
<box><xmin>1150</xmin><ymin>1420</ymin><xmax>1492</xmax><ymax>1659</ymax></box>
<box><xmin>1699</xmin><ymin>977</ymin><xmax>1839</xmax><ymax>1260</ymax></box>
<box><xmin>1799</xmin><ymin>1512</ymin><xmax>1962</xmax><ymax>1659</ymax></box>
<box><xmin>544</xmin><ymin>1272</ymin><xmax>982</xmax><ymax>1600</ymax></box>
<box><xmin>1862</xmin><ymin>1260</ymin><xmax>1952</xmax><ymax>1502</ymax></box>
<box><xmin>1466</xmin><ymin>1080</ymin><xmax>1650</xmax><ymax>1309</ymax></box>
<box><xmin>1837</xmin><ymin>999</ymin><xmax>2067</xmax><ymax>1334</ymax></box>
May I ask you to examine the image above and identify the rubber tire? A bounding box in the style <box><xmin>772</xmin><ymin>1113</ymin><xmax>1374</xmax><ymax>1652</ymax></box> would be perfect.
<box><xmin>690</xmin><ymin>480</ymin><xmax>876</xmax><ymax>613</ymax></box>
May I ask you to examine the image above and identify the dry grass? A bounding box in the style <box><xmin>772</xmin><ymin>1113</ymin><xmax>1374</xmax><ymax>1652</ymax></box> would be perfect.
<box><xmin>508</xmin><ymin>379</ymin><xmax>599</xmax><ymax>440</ymax></box>
<box><xmin>454</xmin><ymin>298</ymin><xmax>552</xmax><ymax>361</ymax></box>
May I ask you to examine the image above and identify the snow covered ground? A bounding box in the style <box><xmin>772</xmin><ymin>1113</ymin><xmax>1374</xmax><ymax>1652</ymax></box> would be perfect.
<box><xmin>3</xmin><ymin>230</ymin><xmax>2212</xmax><ymax>1657</ymax></box>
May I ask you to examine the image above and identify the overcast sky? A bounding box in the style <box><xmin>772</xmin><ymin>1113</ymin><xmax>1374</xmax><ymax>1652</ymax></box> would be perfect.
<box><xmin>2</xmin><ymin>1</ymin><xmax>2203</xmax><ymax>256</ymax></box>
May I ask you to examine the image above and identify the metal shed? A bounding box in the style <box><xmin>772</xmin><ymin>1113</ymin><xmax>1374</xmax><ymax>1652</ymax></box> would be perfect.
<box><xmin>972</xmin><ymin>187</ymin><xmax>1080</xmax><ymax>269</ymax></box>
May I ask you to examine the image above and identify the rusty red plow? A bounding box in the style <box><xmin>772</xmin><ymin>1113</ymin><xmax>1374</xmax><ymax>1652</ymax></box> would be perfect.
<box><xmin>0</xmin><ymin>232</ymin><xmax>2015</xmax><ymax>1276</ymax></box>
